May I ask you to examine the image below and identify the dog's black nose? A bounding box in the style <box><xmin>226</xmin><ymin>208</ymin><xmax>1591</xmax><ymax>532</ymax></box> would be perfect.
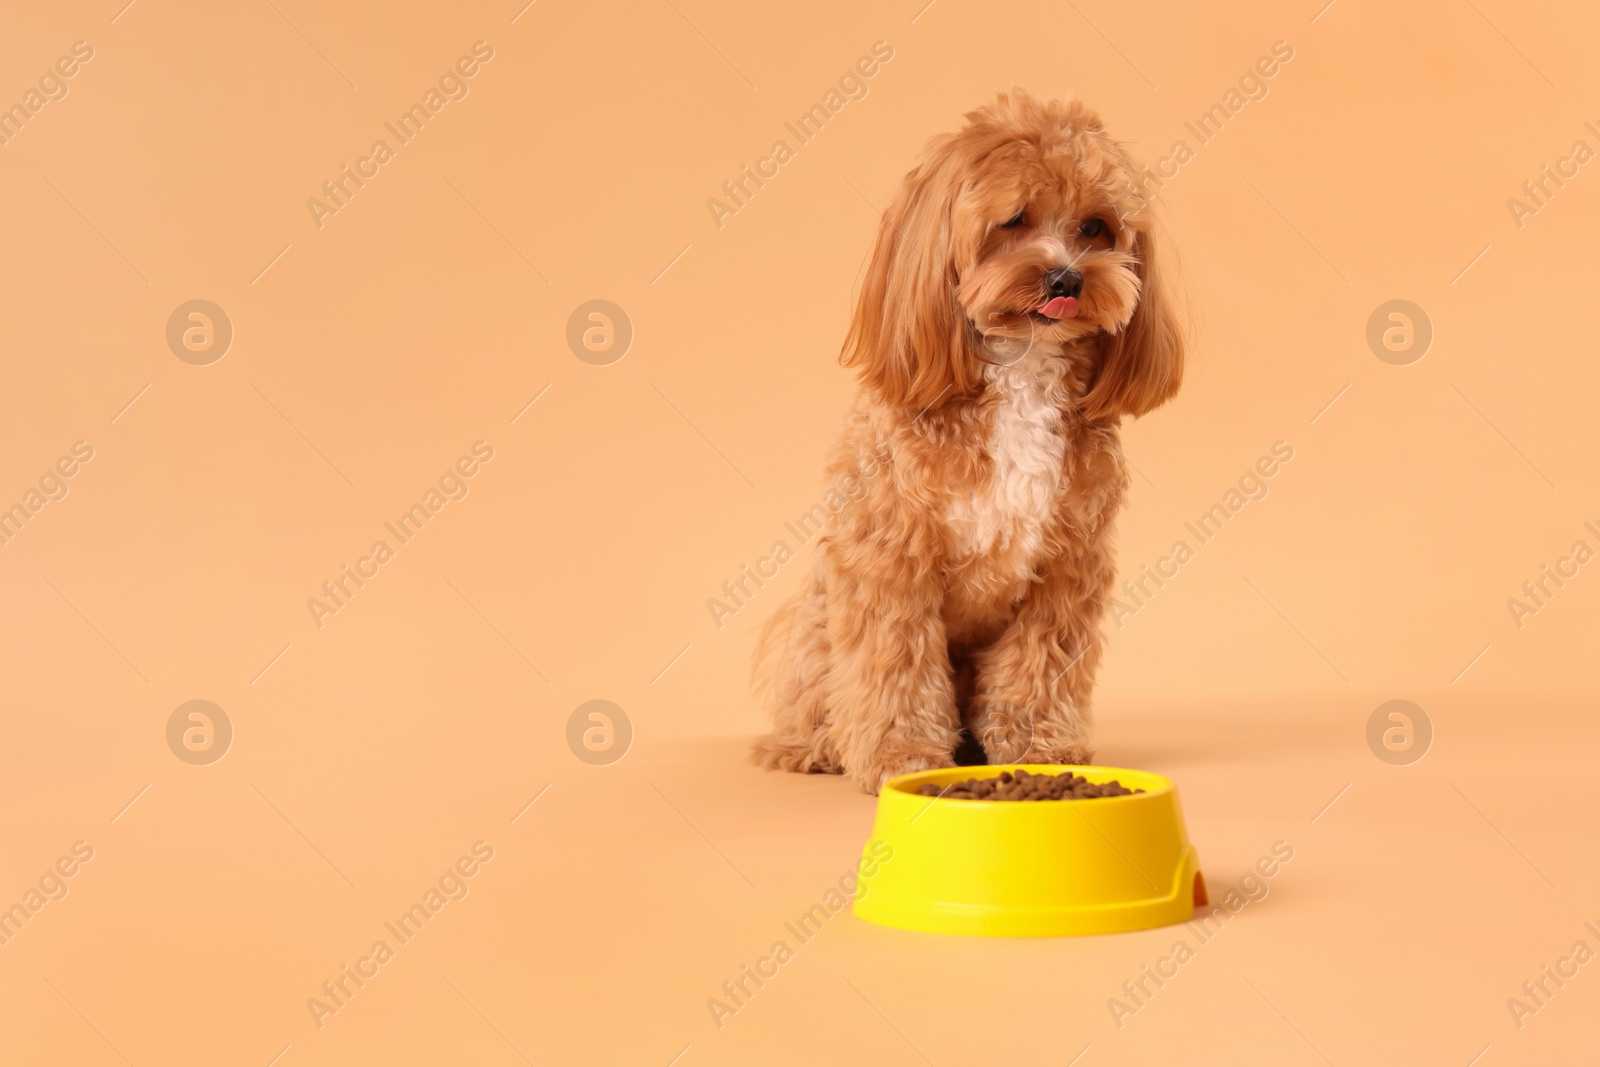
<box><xmin>1044</xmin><ymin>267</ymin><xmax>1083</xmax><ymax>298</ymax></box>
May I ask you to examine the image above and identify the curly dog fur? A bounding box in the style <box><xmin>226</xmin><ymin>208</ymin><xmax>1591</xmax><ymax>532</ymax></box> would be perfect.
<box><xmin>753</xmin><ymin>90</ymin><xmax>1184</xmax><ymax>793</ymax></box>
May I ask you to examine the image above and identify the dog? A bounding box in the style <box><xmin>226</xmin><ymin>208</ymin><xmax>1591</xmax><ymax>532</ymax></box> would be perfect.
<box><xmin>752</xmin><ymin>90</ymin><xmax>1184</xmax><ymax>794</ymax></box>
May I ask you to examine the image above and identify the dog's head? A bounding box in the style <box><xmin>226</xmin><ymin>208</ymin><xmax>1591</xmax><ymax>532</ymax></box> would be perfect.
<box><xmin>842</xmin><ymin>90</ymin><xmax>1183</xmax><ymax>420</ymax></box>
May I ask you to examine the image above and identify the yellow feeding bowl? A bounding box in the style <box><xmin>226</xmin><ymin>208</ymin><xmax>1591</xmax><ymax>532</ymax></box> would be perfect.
<box><xmin>854</xmin><ymin>765</ymin><xmax>1205</xmax><ymax>937</ymax></box>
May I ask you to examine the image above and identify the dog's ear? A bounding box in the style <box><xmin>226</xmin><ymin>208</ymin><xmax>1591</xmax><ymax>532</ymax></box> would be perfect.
<box><xmin>841</xmin><ymin>140</ymin><xmax>981</xmax><ymax>412</ymax></box>
<box><xmin>1082</xmin><ymin>224</ymin><xmax>1185</xmax><ymax>421</ymax></box>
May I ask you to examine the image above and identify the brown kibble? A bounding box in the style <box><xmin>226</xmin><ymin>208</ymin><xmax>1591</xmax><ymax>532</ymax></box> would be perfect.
<box><xmin>915</xmin><ymin>769</ymin><xmax>1142</xmax><ymax>802</ymax></box>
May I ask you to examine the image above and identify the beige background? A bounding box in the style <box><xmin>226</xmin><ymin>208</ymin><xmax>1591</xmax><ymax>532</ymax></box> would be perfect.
<box><xmin>2</xmin><ymin>0</ymin><xmax>1597</xmax><ymax>1063</ymax></box>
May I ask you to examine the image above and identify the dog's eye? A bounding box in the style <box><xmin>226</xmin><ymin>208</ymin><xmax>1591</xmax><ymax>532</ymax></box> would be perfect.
<box><xmin>1001</xmin><ymin>210</ymin><xmax>1026</xmax><ymax>229</ymax></box>
<box><xmin>1080</xmin><ymin>218</ymin><xmax>1105</xmax><ymax>238</ymax></box>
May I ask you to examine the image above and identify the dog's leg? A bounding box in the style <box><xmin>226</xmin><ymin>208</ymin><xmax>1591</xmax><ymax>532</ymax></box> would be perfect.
<box><xmin>969</xmin><ymin>554</ymin><xmax>1107</xmax><ymax>766</ymax></box>
<box><xmin>750</xmin><ymin>578</ymin><xmax>841</xmax><ymax>773</ymax></box>
<box><xmin>822</xmin><ymin>548</ymin><xmax>960</xmax><ymax>794</ymax></box>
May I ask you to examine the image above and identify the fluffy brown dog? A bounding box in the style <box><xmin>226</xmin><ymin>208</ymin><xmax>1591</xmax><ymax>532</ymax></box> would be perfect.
<box><xmin>752</xmin><ymin>90</ymin><xmax>1184</xmax><ymax>793</ymax></box>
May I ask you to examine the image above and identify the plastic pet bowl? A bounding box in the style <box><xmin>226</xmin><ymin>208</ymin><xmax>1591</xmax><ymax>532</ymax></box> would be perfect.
<box><xmin>853</xmin><ymin>765</ymin><xmax>1205</xmax><ymax>937</ymax></box>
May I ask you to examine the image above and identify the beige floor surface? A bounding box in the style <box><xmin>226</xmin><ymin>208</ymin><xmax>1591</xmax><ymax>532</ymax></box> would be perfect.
<box><xmin>7</xmin><ymin>693</ymin><xmax>1597</xmax><ymax>1065</ymax></box>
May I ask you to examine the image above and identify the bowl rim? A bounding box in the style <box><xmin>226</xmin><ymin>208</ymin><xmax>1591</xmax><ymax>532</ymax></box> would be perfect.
<box><xmin>883</xmin><ymin>763</ymin><xmax>1176</xmax><ymax>804</ymax></box>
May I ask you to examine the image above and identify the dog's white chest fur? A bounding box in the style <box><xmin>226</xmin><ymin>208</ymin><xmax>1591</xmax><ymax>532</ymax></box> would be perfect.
<box><xmin>946</xmin><ymin>358</ymin><xmax>1067</xmax><ymax>571</ymax></box>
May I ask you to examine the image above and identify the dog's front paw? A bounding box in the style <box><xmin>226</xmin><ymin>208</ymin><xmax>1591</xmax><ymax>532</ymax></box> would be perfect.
<box><xmin>750</xmin><ymin>733</ymin><xmax>842</xmax><ymax>774</ymax></box>
<box><xmin>971</xmin><ymin>708</ymin><xmax>1037</xmax><ymax>765</ymax></box>
<box><xmin>971</xmin><ymin>700</ymin><xmax>1092</xmax><ymax>766</ymax></box>
<box><xmin>848</xmin><ymin>745</ymin><xmax>955</xmax><ymax>795</ymax></box>
<box><xmin>976</xmin><ymin>729</ymin><xmax>1096</xmax><ymax>768</ymax></box>
<box><xmin>1020</xmin><ymin>741</ymin><xmax>1095</xmax><ymax>767</ymax></box>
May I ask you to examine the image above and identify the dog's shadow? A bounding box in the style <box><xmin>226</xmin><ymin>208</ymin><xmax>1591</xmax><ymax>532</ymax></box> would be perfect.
<box><xmin>952</xmin><ymin>729</ymin><xmax>988</xmax><ymax>766</ymax></box>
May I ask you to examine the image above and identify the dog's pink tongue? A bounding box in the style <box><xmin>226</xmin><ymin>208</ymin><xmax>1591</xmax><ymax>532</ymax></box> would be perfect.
<box><xmin>1038</xmin><ymin>296</ymin><xmax>1078</xmax><ymax>319</ymax></box>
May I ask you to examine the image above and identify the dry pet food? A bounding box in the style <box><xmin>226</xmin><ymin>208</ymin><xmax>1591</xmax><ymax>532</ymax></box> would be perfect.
<box><xmin>917</xmin><ymin>768</ymin><xmax>1144</xmax><ymax>801</ymax></box>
